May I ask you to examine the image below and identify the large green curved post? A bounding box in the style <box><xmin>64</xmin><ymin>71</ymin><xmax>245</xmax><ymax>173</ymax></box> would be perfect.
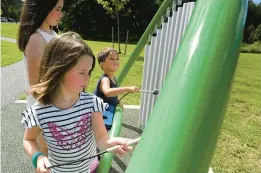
<box><xmin>117</xmin><ymin>0</ymin><xmax>173</xmax><ymax>85</ymax></box>
<box><xmin>97</xmin><ymin>106</ymin><xmax>123</xmax><ymax>173</ymax></box>
<box><xmin>126</xmin><ymin>0</ymin><xmax>248</xmax><ymax>173</ymax></box>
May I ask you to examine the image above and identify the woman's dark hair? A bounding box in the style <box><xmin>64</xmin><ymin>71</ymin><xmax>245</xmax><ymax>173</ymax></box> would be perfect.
<box><xmin>18</xmin><ymin>0</ymin><xmax>58</xmax><ymax>51</ymax></box>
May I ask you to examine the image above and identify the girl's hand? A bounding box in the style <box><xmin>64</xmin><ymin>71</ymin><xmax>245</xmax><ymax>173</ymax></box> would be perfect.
<box><xmin>107</xmin><ymin>137</ymin><xmax>133</xmax><ymax>158</ymax></box>
<box><xmin>37</xmin><ymin>155</ymin><xmax>51</xmax><ymax>173</ymax></box>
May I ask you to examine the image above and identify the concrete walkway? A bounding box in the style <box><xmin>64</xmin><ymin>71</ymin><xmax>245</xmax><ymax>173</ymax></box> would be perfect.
<box><xmin>1</xmin><ymin>36</ymin><xmax>24</xmax><ymax>107</ymax></box>
<box><xmin>1</xmin><ymin>60</ymin><xmax>25</xmax><ymax>107</ymax></box>
<box><xmin>1</xmin><ymin>36</ymin><xmax>17</xmax><ymax>43</ymax></box>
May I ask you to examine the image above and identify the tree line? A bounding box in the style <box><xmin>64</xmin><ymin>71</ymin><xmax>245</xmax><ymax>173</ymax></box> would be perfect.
<box><xmin>1</xmin><ymin>0</ymin><xmax>261</xmax><ymax>43</ymax></box>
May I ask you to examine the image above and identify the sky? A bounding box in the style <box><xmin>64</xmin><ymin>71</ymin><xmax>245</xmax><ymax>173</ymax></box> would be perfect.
<box><xmin>253</xmin><ymin>0</ymin><xmax>261</xmax><ymax>4</ymax></box>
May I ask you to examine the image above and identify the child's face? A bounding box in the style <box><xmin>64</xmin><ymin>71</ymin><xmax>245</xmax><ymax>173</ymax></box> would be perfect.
<box><xmin>46</xmin><ymin>0</ymin><xmax>63</xmax><ymax>26</ymax></box>
<box><xmin>61</xmin><ymin>55</ymin><xmax>93</xmax><ymax>94</ymax></box>
<box><xmin>101</xmin><ymin>52</ymin><xmax>120</xmax><ymax>72</ymax></box>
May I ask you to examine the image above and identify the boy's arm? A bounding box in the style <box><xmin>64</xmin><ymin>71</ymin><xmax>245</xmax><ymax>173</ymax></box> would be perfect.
<box><xmin>101</xmin><ymin>77</ymin><xmax>139</xmax><ymax>97</ymax></box>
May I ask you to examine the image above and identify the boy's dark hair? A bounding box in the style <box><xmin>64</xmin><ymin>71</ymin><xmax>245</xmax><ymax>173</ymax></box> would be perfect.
<box><xmin>18</xmin><ymin>0</ymin><xmax>59</xmax><ymax>51</ymax></box>
<box><xmin>29</xmin><ymin>32</ymin><xmax>96</xmax><ymax>105</ymax></box>
<box><xmin>97</xmin><ymin>48</ymin><xmax>118</xmax><ymax>64</ymax></box>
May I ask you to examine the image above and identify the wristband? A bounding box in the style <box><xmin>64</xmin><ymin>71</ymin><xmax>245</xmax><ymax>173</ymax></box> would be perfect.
<box><xmin>32</xmin><ymin>152</ymin><xmax>44</xmax><ymax>168</ymax></box>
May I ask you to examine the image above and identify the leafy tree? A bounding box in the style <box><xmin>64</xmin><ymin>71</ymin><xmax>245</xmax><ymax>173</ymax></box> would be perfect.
<box><xmin>61</xmin><ymin>0</ymin><xmax>115</xmax><ymax>40</ymax></box>
<box><xmin>97</xmin><ymin>0</ymin><xmax>130</xmax><ymax>53</ymax></box>
<box><xmin>1</xmin><ymin>0</ymin><xmax>22</xmax><ymax>21</ymax></box>
<box><xmin>244</xmin><ymin>0</ymin><xmax>261</xmax><ymax>43</ymax></box>
<box><xmin>252</xmin><ymin>24</ymin><xmax>261</xmax><ymax>42</ymax></box>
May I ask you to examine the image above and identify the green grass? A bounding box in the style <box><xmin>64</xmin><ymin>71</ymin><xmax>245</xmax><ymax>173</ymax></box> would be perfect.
<box><xmin>1</xmin><ymin>23</ymin><xmax>19</xmax><ymax>39</ymax></box>
<box><xmin>212</xmin><ymin>53</ymin><xmax>261</xmax><ymax>173</ymax></box>
<box><xmin>1</xmin><ymin>40</ymin><xmax>22</xmax><ymax>66</ymax></box>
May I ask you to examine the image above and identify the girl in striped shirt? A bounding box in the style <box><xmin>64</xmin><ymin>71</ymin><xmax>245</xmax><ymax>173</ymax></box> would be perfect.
<box><xmin>21</xmin><ymin>32</ymin><xmax>133</xmax><ymax>173</ymax></box>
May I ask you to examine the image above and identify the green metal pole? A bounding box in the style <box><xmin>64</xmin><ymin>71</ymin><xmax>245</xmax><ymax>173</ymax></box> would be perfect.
<box><xmin>117</xmin><ymin>0</ymin><xmax>173</xmax><ymax>85</ymax></box>
<box><xmin>125</xmin><ymin>0</ymin><xmax>248</xmax><ymax>173</ymax></box>
<box><xmin>97</xmin><ymin>106</ymin><xmax>123</xmax><ymax>173</ymax></box>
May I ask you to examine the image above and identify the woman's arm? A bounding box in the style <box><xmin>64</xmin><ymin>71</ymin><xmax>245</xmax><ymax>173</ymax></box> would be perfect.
<box><xmin>24</xmin><ymin>33</ymin><xmax>46</xmax><ymax>86</ymax></box>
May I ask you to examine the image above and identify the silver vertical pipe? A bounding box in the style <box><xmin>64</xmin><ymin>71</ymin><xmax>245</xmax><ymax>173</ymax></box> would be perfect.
<box><xmin>145</xmin><ymin>31</ymin><xmax>160</xmax><ymax>124</ymax></box>
<box><xmin>162</xmin><ymin>6</ymin><xmax>183</xmax><ymax>82</ymax></box>
<box><xmin>141</xmin><ymin>35</ymin><xmax>157</xmax><ymax>128</ymax></box>
<box><xmin>163</xmin><ymin>2</ymin><xmax>177</xmax><ymax>88</ymax></box>
<box><xmin>183</xmin><ymin>3</ymin><xmax>190</xmax><ymax>33</ymax></box>
<box><xmin>156</xmin><ymin>17</ymin><xmax>168</xmax><ymax>94</ymax></box>
<box><xmin>140</xmin><ymin>43</ymin><xmax>151</xmax><ymax>130</ymax></box>
<box><xmin>166</xmin><ymin>3</ymin><xmax>188</xmax><ymax>72</ymax></box>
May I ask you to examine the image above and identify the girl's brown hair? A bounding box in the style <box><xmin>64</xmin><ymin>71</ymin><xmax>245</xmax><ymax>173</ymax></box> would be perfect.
<box><xmin>29</xmin><ymin>32</ymin><xmax>95</xmax><ymax>105</ymax></box>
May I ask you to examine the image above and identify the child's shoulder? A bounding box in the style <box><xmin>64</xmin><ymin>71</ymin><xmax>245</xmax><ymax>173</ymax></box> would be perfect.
<box><xmin>81</xmin><ymin>92</ymin><xmax>109</xmax><ymax>112</ymax></box>
<box><xmin>21</xmin><ymin>102</ymin><xmax>52</xmax><ymax>128</ymax></box>
<box><xmin>81</xmin><ymin>91</ymin><xmax>95</xmax><ymax>98</ymax></box>
<box><xmin>80</xmin><ymin>92</ymin><xmax>100</xmax><ymax>101</ymax></box>
<box><xmin>22</xmin><ymin>102</ymin><xmax>54</xmax><ymax>116</ymax></box>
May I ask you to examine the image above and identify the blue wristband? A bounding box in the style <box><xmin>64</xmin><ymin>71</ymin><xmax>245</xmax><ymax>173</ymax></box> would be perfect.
<box><xmin>32</xmin><ymin>152</ymin><xmax>44</xmax><ymax>168</ymax></box>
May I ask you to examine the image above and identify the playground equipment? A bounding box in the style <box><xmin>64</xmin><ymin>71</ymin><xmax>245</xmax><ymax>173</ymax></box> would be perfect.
<box><xmin>98</xmin><ymin>0</ymin><xmax>248</xmax><ymax>172</ymax></box>
<box><xmin>140</xmin><ymin>0</ymin><xmax>195</xmax><ymax>130</ymax></box>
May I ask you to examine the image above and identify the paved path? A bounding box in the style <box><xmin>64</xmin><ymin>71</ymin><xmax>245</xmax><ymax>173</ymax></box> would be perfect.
<box><xmin>1</xmin><ymin>61</ymin><xmax>25</xmax><ymax>107</ymax></box>
<box><xmin>1</xmin><ymin>36</ymin><xmax>16</xmax><ymax>43</ymax></box>
<box><xmin>1</xmin><ymin>36</ymin><xmax>24</xmax><ymax>108</ymax></box>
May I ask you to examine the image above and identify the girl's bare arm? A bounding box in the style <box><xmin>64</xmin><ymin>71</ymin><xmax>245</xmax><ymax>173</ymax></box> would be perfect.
<box><xmin>91</xmin><ymin>112</ymin><xmax>110</xmax><ymax>150</ymax></box>
<box><xmin>23</xmin><ymin>126</ymin><xmax>42</xmax><ymax>156</ymax></box>
<box><xmin>24</xmin><ymin>33</ymin><xmax>46</xmax><ymax>86</ymax></box>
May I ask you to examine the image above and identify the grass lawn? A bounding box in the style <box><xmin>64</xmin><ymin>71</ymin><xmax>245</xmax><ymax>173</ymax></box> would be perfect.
<box><xmin>1</xmin><ymin>40</ymin><xmax>22</xmax><ymax>66</ymax></box>
<box><xmin>212</xmin><ymin>53</ymin><xmax>261</xmax><ymax>173</ymax></box>
<box><xmin>1</xmin><ymin>23</ymin><xmax>19</xmax><ymax>39</ymax></box>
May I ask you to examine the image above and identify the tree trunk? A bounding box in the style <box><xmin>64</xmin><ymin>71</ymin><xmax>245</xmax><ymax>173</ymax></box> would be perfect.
<box><xmin>117</xmin><ymin>14</ymin><xmax>121</xmax><ymax>54</ymax></box>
